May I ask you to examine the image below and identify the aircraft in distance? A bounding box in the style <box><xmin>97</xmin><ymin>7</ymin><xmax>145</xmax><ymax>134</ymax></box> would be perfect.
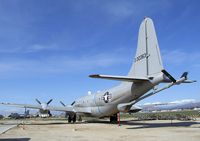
<box><xmin>140</xmin><ymin>99</ymin><xmax>200</xmax><ymax>112</ymax></box>
<box><xmin>0</xmin><ymin>17</ymin><xmax>196</xmax><ymax>123</ymax></box>
<box><xmin>1</xmin><ymin>99</ymin><xmax>53</xmax><ymax>118</ymax></box>
<box><xmin>0</xmin><ymin>114</ymin><xmax>4</xmax><ymax>119</ymax></box>
<box><xmin>8</xmin><ymin>110</ymin><xmax>30</xmax><ymax>119</ymax></box>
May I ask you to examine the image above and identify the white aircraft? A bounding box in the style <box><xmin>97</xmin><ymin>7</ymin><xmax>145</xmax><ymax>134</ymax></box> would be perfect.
<box><xmin>1</xmin><ymin>99</ymin><xmax>53</xmax><ymax>118</ymax></box>
<box><xmin>1</xmin><ymin>17</ymin><xmax>196</xmax><ymax>123</ymax></box>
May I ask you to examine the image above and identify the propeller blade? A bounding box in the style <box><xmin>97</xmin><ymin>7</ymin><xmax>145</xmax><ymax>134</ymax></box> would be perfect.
<box><xmin>47</xmin><ymin>99</ymin><xmax>53</xmax><ymax>105</ymax></box>
<box><xmin>60</xmin><ymin>101</ymin><xmax>66</xmax><ymax>107</ymax></box>
<box><xmin>71</xmin><ymin>101</ymin><xmax>75</xmax><ymax>106</ymax></box>
<box><xmin>35</xmin><ymin>99</ymin><xmax>41</xmax><ymax>105</ymax></box>
<box><xmin>162</xmin><ymin>69</ymin><xmax>176</xmax><ymax>83</ymax></box>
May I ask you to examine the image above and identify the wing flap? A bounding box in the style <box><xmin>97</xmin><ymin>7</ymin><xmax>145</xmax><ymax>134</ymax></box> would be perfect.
<box><xmin>89</xmin><ymin>74</ymin><xmax>149</xmax><ymax>82</ymax></box>
<box><xmin>47</xmin><ymin>106</ymin><xmax>74</xmax><ymax>112</ymax></box>
<box><xmin>48</xmin><ymin>106</ymin><xmax>91</xmax><ymax>114</ymax></box>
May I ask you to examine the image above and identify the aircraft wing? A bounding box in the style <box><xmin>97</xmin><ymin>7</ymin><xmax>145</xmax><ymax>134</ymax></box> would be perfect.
<box><xmin>47</xmin><ymin>106</ymin><xmax>92</xmax><ymax>114</ymax></box>
<box><xmin>0</xmin><ymin>102</ymin><xmax>92</xmax><ymax>114</ymax></box>
<box><xmin>0</xmin><ymin>102</ymin><xmax>42</xmax><ymax>109</ymax></box>
<box><xmin>89</xmin><ymin>74</ymin><xmax>149</xmax><ymax>82</ymax></box>
<box><xmin>47</xmin><ymin>106</ymin><xmax>74</xmax><ymax>112</ymax></box>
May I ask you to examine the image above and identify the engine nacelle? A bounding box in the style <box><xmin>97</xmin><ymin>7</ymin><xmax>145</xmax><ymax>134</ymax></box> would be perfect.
<box><xmin>117</xmin><ymin>103</ymin><xmax>142</xmax><ymax>113</ymax></box>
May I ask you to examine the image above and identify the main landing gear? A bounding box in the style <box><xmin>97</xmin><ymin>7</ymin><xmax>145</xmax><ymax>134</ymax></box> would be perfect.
<box><xmin>68</xmin><ymin>114</ymin><xmax>76</xmax><ymax>123</ymax></box>
<box><xmin>109</xmin><ymin>114</ymin><xmax>118</xmax><ymax>123</ymax></box>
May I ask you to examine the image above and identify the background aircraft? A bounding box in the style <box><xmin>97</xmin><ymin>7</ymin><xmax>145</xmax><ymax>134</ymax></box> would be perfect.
<box><xmin>1</xmin><ymin>99</ymin><xmax>53</xmax><ymax>118</ymax></box>
<box><xmin>8</xmin><ymin>110</ymin><xmax>30</xmax><ymax>119</ymax></box>
<box><xmin>0</xmin><ymin>17</ymin><xmax>196</xmax><ymax>123</ymax></box>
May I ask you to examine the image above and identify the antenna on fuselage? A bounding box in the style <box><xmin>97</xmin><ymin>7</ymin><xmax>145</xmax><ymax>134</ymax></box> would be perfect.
<box><xmin>87</xmin><ymin>91</ymin><xmax>92</xmax><ymax>95</ymax></box>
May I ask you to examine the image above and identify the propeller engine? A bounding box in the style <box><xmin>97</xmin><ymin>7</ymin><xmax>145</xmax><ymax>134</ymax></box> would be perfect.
<box><xmin>35</xmin><ymin>99</ymin><xmax>53</xmax><ymax>110</ymax></box>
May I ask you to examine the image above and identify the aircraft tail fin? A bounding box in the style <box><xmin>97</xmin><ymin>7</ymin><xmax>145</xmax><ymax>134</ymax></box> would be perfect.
<box><xmin>128</xmin><ymin>17</ymin><xmax>164</xmax><ymax>77</ymax></box>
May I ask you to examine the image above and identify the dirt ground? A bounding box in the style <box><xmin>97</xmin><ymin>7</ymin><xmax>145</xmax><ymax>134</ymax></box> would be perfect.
<box><xmin>0</xmin><ymin>119</ymin><xmax>200</xmax><ymax>141</ymax></box>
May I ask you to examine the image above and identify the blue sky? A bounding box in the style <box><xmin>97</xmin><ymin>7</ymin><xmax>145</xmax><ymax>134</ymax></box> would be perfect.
<box><xmin>0</xmin><ymin>0</ymin><xmax>200</xmax><ymax>114</ymax></box>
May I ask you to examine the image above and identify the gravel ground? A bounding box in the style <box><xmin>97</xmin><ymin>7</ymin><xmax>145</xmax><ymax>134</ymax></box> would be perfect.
<box><xmin>0</xmin><ymin>119</ymin><xmax>200</xmax><ymax>141</ymax></box>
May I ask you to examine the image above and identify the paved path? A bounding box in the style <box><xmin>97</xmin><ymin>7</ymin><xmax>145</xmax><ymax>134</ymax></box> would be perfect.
<box><xmin>0</xmin><ymin>124</ymin><xmax>17</xmax><ymax>134</ymax></box>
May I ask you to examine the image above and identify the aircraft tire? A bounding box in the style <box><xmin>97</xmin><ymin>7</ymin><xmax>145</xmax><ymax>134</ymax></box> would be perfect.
<box><xmin>68</xmin><ymin>115</ymin><xmax>72</xmax><ymax>123</ymax></box>
<box><xmin>110</xmin><ymin>114</ymin><xmax>117</xmax><ymax>123</ymax></box>
<box><xmin>72</xmin><ymin>114</ymin><xmax>76</xmax><ymax>123</ymax></box>
<box><xmin>77</xmin><ymin>115</ymin><xmax>82</xmax><ymax>121</ymax></box>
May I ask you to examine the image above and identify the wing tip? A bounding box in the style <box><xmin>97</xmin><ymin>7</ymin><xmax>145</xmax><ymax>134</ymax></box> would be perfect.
<box><xmin>89</xmin><ymin>74</ymin><xmax>100</xmax><ymax>78</ymax></box>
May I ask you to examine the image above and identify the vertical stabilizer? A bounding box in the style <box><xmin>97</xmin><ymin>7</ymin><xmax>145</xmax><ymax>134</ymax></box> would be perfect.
<box><xmin>128</xmin><ymin>17</ymin><xmax>163</xmax><ymax>77</ymax></box>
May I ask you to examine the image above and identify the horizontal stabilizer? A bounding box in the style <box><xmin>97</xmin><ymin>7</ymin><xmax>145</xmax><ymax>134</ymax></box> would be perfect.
<box><xmin>182</xmin><ymin>80</ymin><xmax>197</xmax><ymax>83</ymax></box>
<box><xmin>162</xmin><ymin>69</ymin><xmax>196</xmax><ymax>84</ymax></box>
<box><xmin>89</xmin><ymin>74</ymin><xmax>149</xmax><ymax>82</ymax></box>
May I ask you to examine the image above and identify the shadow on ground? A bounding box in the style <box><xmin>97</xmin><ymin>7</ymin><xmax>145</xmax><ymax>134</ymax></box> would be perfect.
<box><xmin>2</xmin><ymin>119</ymin><xmax>200</xmax><ymax>129</ymax></box>
<box><xmin>20</xmin><ymin>122</ymin><xmax>68</xmax><ymax>125</ymax></box>
<box><xmin>121</xmin><ymin>120</ymin><xmax>200</xmax><ymax>129</ymax></box>
<box><xmin>0</xmin><ymin>138</ymin><xmax>30</xmax><ymax>141</ymax></box>
<box><xmin>85</xmin><ymin>119</ymin><xmax>200</xmax><ymax>129</ymax></box>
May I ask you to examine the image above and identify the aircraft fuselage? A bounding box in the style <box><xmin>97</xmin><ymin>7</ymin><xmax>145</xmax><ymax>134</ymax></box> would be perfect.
<box><xmin>73</xmin><ymin>79</ymin><xmax>161</xmax><ymax>117</ymax></box>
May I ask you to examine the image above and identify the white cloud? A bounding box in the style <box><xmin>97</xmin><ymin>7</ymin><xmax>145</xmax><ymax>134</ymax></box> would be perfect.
<box><xmin>162</xmin><ymin>49</ymin><xmax>200</xmax><ymax>66</ymax></box>
<box><xmin>104</xmin><ymin>1</ymin><xmax>136</xmax><ymax>19</ymax></box>
<box><xmin>0</xmin><ymin>50</ymin><xmax>128</xmax><ymax>77</ymax></box>
<box><xmin>143</xmin><ymin>102</ymin><xmax>162</xmax><ymax>105</ymax></box>
<box><xmin>169</xmin><ymin>99</ymin><xmax>196</xmax><ymax>104</ymax></box>
<box><xmin>162</xmin><ymin>50</ymin><xmax>187</xmax><ymax>65</ymax></box>
<box><xmin>24</xmin><ymin>44</ymin><xmax>57</xmax><ymax>53</ymax></box>
<box><xmin>0</xmin><ymin>43</ymin><xmax>60</xmax><ymax>54</ymax></box>
<box><xmin>142</xmin><ymin>99</ymin><xmax>196</xmax><ymax>106</ymax></box>
<box><xmin>103</xmin><ymin>0</ymin><xmax>171</xmax><ymax>21</ymax></box>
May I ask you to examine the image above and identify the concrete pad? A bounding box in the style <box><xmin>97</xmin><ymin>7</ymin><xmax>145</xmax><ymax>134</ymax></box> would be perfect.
<box><xmin>0</xmin><ymin>125</ymin><xmax>17</xmax><ymax>134</ymax></box>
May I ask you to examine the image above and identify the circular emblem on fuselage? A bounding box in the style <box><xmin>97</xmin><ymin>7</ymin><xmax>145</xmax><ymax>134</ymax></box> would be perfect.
<box><xmin>102</xmin><ymin>92</ymin><xmax>112</xmax><ymax>103</ymax></box>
